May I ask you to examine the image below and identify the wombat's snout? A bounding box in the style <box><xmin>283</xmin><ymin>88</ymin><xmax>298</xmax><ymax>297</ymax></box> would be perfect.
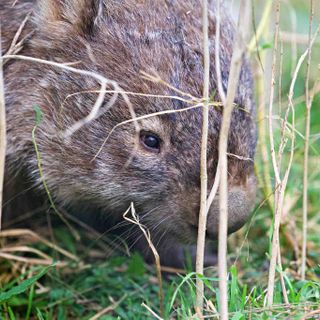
<box><xmin>185</xmin><ymin>181</ymin><xmax>256</xmax><ymax>242</ymax></box>
<box><xmin>205</xmin><ymin>179</ymin><xmax>257</xmax><ymax>240</ymax></box>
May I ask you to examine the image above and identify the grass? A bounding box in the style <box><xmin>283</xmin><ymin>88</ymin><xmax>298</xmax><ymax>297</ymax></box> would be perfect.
<box><xmin>0</xmin><ymin>231</ymin><xmax>319</xmax><ymax>319</ymax></box>
<box><xmin>1</xmin><ymin>0</ymin><xmax>320</xmax><ymax>319</ymax></box>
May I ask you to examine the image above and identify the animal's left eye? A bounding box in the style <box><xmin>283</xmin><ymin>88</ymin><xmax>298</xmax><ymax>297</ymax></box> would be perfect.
<box><xmin>140</xmin><ymin>132</ymin><xmax>161</xmax><ymax>152</ymax></box>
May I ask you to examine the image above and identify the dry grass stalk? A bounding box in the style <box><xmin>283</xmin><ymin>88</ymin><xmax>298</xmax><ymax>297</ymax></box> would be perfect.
<box><xmin>1</xmin><ymin>245</ymin><xmax>53</xmax><ymax>260</ymax></box>
<box><xmin>266</xmin><ymin>4</ymin><xmax>320</xmax><ymax>305</ymax></box>
<box><xmin>0</xmin><ymin>229</ymin><xmax>79</xmax><ymax>262</ymax></box>
<box><xmin>3</xmin><ymin>54</ymin><xmax>138</xmax><ymax>138</ymax></box>
<box><xmin>92</xmin><ymin>102</ymin><xmax>212</xmax><ymax>162</ymax></box>
<box><xmin>3</xmin><ymin>12</ymin><xmax>31</xmax><ymax>65</ymax></box>
<box><xmin>64</xmin><ymin>89</ymin><xmax>195</xmax><ymax>107</ymax></box>
<box><xmin>256</xmin><ymin>75</ymin><xmax>274</xmax><ymax>210</ymax></box>
<box><xmin>277</xmin><ymin>82</ymin><xmax>320</xmax><ymax>110</ymax></box>
<box><xmin>123</xmin><ymin>203</ymin><xmax>164</xmax><ymax>318</ymax></box>
<box><xmin>1</xmin><ymin>53</ymin><xmax>139</xmax><ymax>238</ymax></box>
<box><xmin>301</xmin><ymin>0</ymin><xmax>315</xmax><ymax>281</ymax></box>
<box><xmin>268</xmin><ymin>0</ymin><xmax>281</xmax><ymax>187</ymax></box>
<box><xmin>0</xmin><ymin>27</ymin><xmax>6</xmax><ymax>231</ymax></box>
<box><xmin>0</xmin><ymin>252</ymin><xmax>67</xmax><ymax>267</ymax></box>
<box><xmin>214</xmin><ymin>1</ymin><xmax>226</xmax><ymax>105</ymax></box>
<box><xmin>195</xmin><ymin>0</ymin><xmax>210</xmax><ymax>314</ymax></box>
<box><xmin>205</xmin><ymin>0</ymin><xmax>224</xmax><ymax>213</ymax></box>
<box><xmin>140</xmin><ymin>70</ymin><xmax>198</xmax><ymax>101</ymax></box>
<box><xmin>285</xmin><ymin>2</ymin><xmax>298</xmax><ymax>77</ymax></box>
<box><xmin>265</xmin><ymin>0</ymin><xmax>281</xmax><ymax>306</ymax></box>
<box><xmin>277</xmin><ymin>247</ymin><xmax>289</xmax><ymax>305</ymax></box>
<box><xmin>142</xmin><ymin>303</ymin><xmax>164</xmax><ymax>320</ymax></box>
<box><xmin>301</xmin><ymin>309</ymin><xmax>320</xmax><ymax>320</ymax></box>
<box><xmin>274</xmin><ymin>38</ymin><xmax>291</xmax><ymax>307</ymax></box>
<box><xmin>280</xmin><ymin>30</ymin><xmax>320</xmax><ymax>45</ymax></box>
<box><xmin>216</xmin><ymin>1</ymin><xmax>252</xmax><ymax>318</ymax></box>
<box><xmin>254</xmin><ymin>6</ymin><xmax>274</xmax><ymax>211</ymax></box>
<box><xmin>248</xmin><ymin>0</ymin><xmax>273</xmax><ymax>52</ymax></box>
<box><xmin>89</xmin><ymin>295</ymin><xmax>127</xmax><ymax>320</ymax></box>
<box><xmin>32</xmin><ymin>124</ymin><xmax>81</xmax><ymax>241</ymax></box>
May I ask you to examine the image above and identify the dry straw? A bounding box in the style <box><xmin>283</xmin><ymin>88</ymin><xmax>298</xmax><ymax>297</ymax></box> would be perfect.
<box><xmin>301</xmin><ymin>0</ymin><xmax>316</xmax><ymax>281</ymax></box>
<box><xmin>266</xmin><ymin>0</ymin><xmax>319</xmax><ymax>306</ymax></box>
<box><xmin>0</xmin><ymin>27</ymin><xmax>6</xmax><ymax>231</ymax></box>
<box><xmin>195</xmin><ymin>0</ymin><xmax>210</xmax><ymax>314</ymax></box>
<box><xmin>123</xmin><ymin>203</ymin><xmax>164</xmax><ymax>318</ymax></box>
<box><xmin>195</xmin><ymin>0</ymin><xmax>252</xmax><ymax>318</ymax></box>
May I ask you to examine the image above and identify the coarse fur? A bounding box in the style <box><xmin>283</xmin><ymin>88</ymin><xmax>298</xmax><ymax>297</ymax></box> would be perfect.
<box><xmin>1</xmin><ymin>0</ymin><xmax>257</xmax><ymax>249</ymax></box>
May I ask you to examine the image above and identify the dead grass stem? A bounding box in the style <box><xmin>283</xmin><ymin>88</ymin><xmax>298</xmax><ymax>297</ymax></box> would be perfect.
<box><xmin>195</xmin><ymin>0</ymin><xmax>210</xmax><ymax>314</ymax></box>
<box><xmin>266</xmin><ymin>2</ymin><xmax>320</xmax><ymax>305</ymax></box>
<box><xmin>301</xmin><ymin>0</ymin><xmax>316</xmax><ymax>280</ymax></box>
<box><xmin>216</xmin><ymin>1</ymin><xmax>252</xmax><ymax>318</ymax></box>
<box><xmin>123</xmin><ymin>203</ymin><xmax>164</xmax><ymax>318</ymax></box>
<box><xmin>0</xmin><ymin>27</ymin><xmax>6</xmax><ymax>231</ymax></box>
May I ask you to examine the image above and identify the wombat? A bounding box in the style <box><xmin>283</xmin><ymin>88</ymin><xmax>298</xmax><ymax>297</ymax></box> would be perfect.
<box><xmin>1</xmin><ymin>0</ymin><xmax>257</xmax><ymax>260</ymax></box>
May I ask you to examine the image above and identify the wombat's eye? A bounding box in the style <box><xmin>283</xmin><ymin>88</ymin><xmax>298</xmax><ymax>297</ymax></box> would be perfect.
<box><xmin>140</xmin><ymin>132</ymin><xmax>161</xmax><ymax>152</ymax></box>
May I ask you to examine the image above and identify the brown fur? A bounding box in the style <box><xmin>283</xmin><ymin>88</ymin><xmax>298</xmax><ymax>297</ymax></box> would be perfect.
<box><xmin>1</xmin><ymin>0</ymin><xmax>257</xmax><ymax>245</ymax></box>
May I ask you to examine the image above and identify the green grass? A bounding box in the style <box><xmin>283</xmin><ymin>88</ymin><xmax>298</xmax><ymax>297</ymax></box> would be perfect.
<box><xmin>0</xmin><ymin>238</ymin><xmax>319</xmax><ymax>319</ymax></box>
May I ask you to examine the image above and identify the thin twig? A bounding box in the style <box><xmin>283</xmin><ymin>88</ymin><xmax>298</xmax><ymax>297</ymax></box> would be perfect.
<box><xmin>285</xmin><ymin>2</ymin><xmax>298</xmax><ymax>77</ymax></box>
<box><xmin>205</xmin><ymin>0</ymin><xmax>225</xmax><ymax>214</ymax></box>
<box><xmin>275</xmin><ymin>46</ymin><xmax>292</xmax><ymax>312</ymax></box>
<box><xmin>0</xmin><ymin>252</ymin><xmax>67</xmax><ymax>267</ymax></box>
<box><xmin>279</xmin><ymin>30</ymin><xmax>320</xmax><ymax>45</ymax></box>
<box><xmin>277</xmin><ymin>247</ymin><xmax>289</xmax><ymax>305</ymax></box>
<box><xmin>142</xmin><ymin>303</ymin><xmax>164</xmax><ymax>320</ymax></box>
<box><xmin>301</xmin><ymin>0</ymin><xmax>315</xmax><ymax>281</ymax></box>
<box><xmin>123</xmin><ymin>203</ymin><xmax>164</xmax><ymax>318</ymax></box>
<box><xmin>214</xmin><ymin>1</ymin><xmax>226</xmax><ymax>104</ymax></box>
<box><xmin>217</xmin><ymin>1</ymin><xmax>252</xmax><ymax>319</ymax></box>
<box><xmin>0</xmin><ymin>26</ymin><xmax>7</xmax><ymax>231</ymax></box>
<box><xmin>0</xmin><ymin>229</ymin><xmax>80</xmax><ymax>262</ymax></box>
<box><xmin>89</xmin><ymin>295</ymin><xmax>126</xmax><ymax>320</ymax></box>
<box><xmin>256</xmin><ymin>59</ymin><xmax>274</xmax><ymax>210</ymax></box>
<box><xmin>268</xmin><ymin>0</ymin><xmax>281</xmax><ymax>187</ymax></box>
<box><xmin>140</xmin><ymin>71</ymin><xmax>197</xmax><ymax>101</ymax></box>
<box><xmin>266</xmin><ymin>17</ymin><xmax>319</xmax><ymax>307</ymax></box>
<box><xmin>248</xmin><ymin>0</ymin><xmax>273</xmax><ymax>52</ymax></box>
<box><xmin>265</xmin><ymin>1</ymin><xmax>281</xmax><ymax>306</ymax></box>
<box><xmin>1</xmin><ymin>246</ymin><xmax>52</xmax><ymax>260</ymax></box>
<box><xmin>92</xmin><ymin>102</ymin><xmax>220</xmax><ymax>162</ymax></box>
<box><xmin>301</xmin><ymin>309</ymin><xmax>320</xmax><ymax>320</ymax></box>
<box><xmin>32</xmin><ymin>124</ymin><xmax>80</xmax><ymax>241</ymax></box>
<box><xmin>2</xmin><ymin>54</ymin><xmax>138</xmax><ymax>138</ymax></box>
<box><xmin>4</xmin><ymin>12</ymin><xmax>32</xmax><ymax>65</ymax></box>
<box><xmin>195</xmin><ymin>0</ymin><xmax>210</xmax><ymax>315</ymax></box>
<box><xmin>62</xmin><ymin>89</ymin><xmax>194</xmax><ymax>107</ymax></box>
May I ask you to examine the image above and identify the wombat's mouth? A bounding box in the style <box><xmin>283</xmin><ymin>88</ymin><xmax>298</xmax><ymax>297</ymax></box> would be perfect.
<box><xmin>187</xmin><ymin>221</ymin><xmax>247</xmax><ymax>243</ymax></box>
<box><xmin>189</xmin><ymin>225</ymin><xmax>217</xmax><ymax>241</ymax></box>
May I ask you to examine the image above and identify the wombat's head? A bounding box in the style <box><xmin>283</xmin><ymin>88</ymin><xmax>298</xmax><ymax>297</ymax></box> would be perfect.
<box><xmin>23</xmin><ymin>0</ymin><xmax>257</xmax><ymax>243</ymax></box>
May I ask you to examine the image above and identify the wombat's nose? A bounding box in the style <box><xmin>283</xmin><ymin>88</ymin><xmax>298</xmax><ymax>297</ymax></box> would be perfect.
<box><xmin>206</xmin><ymin>180</ymin><xmax>256</xmax><ymax>239</ymax></box>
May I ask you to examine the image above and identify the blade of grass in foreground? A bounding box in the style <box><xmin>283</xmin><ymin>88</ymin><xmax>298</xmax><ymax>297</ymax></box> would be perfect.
<box><xmin>0</xmin><ymin>264</ymin><xmax>55</xmax><ymax>304</ymax></box>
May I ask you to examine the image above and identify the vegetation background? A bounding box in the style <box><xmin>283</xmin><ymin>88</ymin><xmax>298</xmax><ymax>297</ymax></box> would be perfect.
<box><xmin>0</xmin><ymin>0</ymin><xmax>319</xmax><ymax>319</ymax></box>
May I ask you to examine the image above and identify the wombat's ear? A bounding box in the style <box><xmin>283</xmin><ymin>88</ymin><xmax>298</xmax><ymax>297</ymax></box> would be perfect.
<box><xmin>36</xmin><ymin>0</ymin><xmax>102</xmax><ymax>36</ymax></box>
